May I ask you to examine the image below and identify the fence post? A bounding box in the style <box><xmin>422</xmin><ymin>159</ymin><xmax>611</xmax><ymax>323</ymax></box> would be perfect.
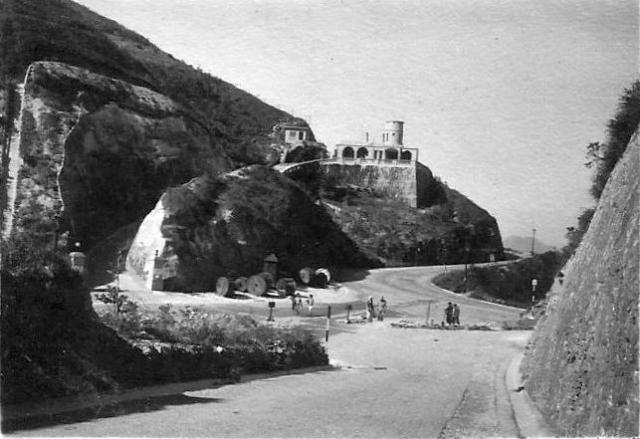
<box><xmin>426</xmin><ymin>300</ymin><xmax>434</xmax><ymax>326</ymax></box>
<box><xmin>325</xmin><ymin>305</ymin><xmax>332</xmax><ymax>342</ymax></box>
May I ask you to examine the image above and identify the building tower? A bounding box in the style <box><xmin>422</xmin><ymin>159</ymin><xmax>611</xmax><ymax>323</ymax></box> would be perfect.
<box><xmin>382</xmin><ymin>120</ymin><xmax>404</xmax><ymax>146</ymax></box>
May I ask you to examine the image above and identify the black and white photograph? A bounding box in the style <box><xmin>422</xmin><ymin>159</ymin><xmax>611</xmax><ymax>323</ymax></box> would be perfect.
<box><xmin>0</xmin><ymin>0</ymin><xmax>637</xmax><ymax>437</ymax></box>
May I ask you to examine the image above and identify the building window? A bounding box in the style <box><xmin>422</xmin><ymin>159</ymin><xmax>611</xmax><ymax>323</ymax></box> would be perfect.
<box><xmin>356</xmin><ymin>147</ymin><xmax>368</xmax><ymax>158</ymax></box>
<box><xmin>385</xmin><ymin>148</ymin><xmax>398</xmax><ymax>160</ymax></box>
<box><xmin>288</xmin><ymin>131</ymin><xmax>297</xmax><ymax>138</ymax></box>
<box><xmin>400</xmin><ymin>150</ymin><xmax>412</xmax><ymax>161</ymax></box>
<box><xmin>299</xmin><ymin>131</ymin><xmax>304</xmax><ymax>140</ymax></box>
<box><xmin>342</xmin><ymin>147</ymin><xmax>354</xmax><ymax>158</ymax></box>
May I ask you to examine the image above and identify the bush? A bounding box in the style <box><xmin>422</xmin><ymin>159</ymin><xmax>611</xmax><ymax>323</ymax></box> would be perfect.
<box><xmin>432</xmin><ymin>251</ymin><xmax>563</xmax><ymax>307</ymax></box>
<box><xmin>557</xmin><ymin>82</ymin><xmax>640</xmax><ymax>257</ymax></box>
<box><xmin>587</xmin><ymin>81</ymin><xmax>640</xmax><ymax>200</ymax></box>
<box><xmin>95</xmin><ymin>304</ymin><xmax>329</xmax><ymax>379</ymax></box>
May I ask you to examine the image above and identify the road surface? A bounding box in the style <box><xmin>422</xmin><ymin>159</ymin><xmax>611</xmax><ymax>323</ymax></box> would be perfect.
<box><xmin>13</xmin><ymin>266</ymin><xmax>532</xmax><ymax>437</ymax></box>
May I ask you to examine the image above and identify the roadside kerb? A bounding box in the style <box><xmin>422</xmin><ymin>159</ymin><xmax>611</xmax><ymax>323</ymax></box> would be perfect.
<box><xmin>505</xmin><ymin>352</ymin><xmax>557</xmax><ymax>438</ymax></box>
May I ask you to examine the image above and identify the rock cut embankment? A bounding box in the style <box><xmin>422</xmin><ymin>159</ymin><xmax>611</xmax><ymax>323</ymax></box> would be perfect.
<box><xmin>522</xmin><ymin>129</ymin><xmax>639</xmax><ymax>436</ymax></box>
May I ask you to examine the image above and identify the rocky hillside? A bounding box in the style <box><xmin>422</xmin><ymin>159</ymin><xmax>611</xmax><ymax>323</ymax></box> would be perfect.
<box><xmin>0</xmin><ymin>0</ymin><xmax>328</xmax><ymax>406</ymax></box>
<box><xmin>0</xmin><ymin>0</ymin><xmax>321</xmax><ymax>279</ymax></box>
<box><xmin>128</xmin><ymin>166</ymin><xmax>379</xmax><ymax>291</ymax></box>
<box><xmin>284</xmin><ymin>161</ymin><xmax>504</xmax><ymax>266</ymax></box>
<box><xmin>0</xmin><ymin>0</ymin><xmax>293</xmax><ymax>184</ymax></box>
<box><xmin>0</xmin><ymin>0</ymin><xmax>509</xmax><ymax>408</ymax></box>
<box><xmin>9</xmin><ymin>61</ymin><xmax>230</xmax><ymax>251</ymax></box>
<box><xmin>522</xmin><ymin>129</ymin><xmax>639</xmax><ymax>436</ymax></box>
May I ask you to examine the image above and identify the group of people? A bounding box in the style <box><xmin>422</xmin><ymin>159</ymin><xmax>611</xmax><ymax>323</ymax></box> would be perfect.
<box><xmin>290</xmin><ymin>292</ymin><xmax>314</xmax><ymax>315</ymax></box>
<box><xmin>366</xmin><ymin>296</ymin><xmax>388</xmax><ymax>322</ymax></box>
<box><xmin>288</xmin><ymin>293</ymin><xmax>460</xmax><ymax>327</ymax></box>
<box><xmin>444</xmin><ymin>302</ymin><xmax>461</xmax><ymax>326</ymax></box>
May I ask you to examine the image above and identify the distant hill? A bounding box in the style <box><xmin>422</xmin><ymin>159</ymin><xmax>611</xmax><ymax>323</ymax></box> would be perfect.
<box><xmin>503</xmin><ymin>235</ymin><xmax>555</xmax><ymax>255</ymax></box>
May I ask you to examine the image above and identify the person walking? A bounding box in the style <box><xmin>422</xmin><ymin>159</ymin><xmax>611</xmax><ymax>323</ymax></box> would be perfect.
<box><xmin>445</xmin><ymin>302</ymin><xmax>453</xmax><ymax>326</ymax></box>
<box><xmin>453</xmin><ymin>303</ymin><xmax>460</xmax><ymax>326</ymax></box>
<box><xmin>378</xmin><ymin>296</ymin><xmax>388</xmax><ymax>321</ymax></box>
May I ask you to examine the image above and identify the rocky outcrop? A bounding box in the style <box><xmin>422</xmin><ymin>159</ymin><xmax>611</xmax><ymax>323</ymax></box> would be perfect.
<box><xmin>282</xmin><ymin>159</ymin><xmax>503</xmax><ymax>266</ymax></box>
<box><xmin>128</xmin><ymin>165</ymin><xmax>380</xmax><ymax>291</ymax></box>
<box><xmin>9</xmin><ymin>61</ymin><xmax>230</xmax><ymax>252</ymax></box>
<box><xmin>522</xmin><ymin>130</ymin><xmax>639</xmax><ymax>436</ymax></box>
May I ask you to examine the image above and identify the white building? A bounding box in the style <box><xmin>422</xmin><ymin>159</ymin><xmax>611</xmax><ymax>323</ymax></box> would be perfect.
<box><xmin>331</xmin><ymin>120</ymin><xmax>418</xmax><ymax>166</ymax></box>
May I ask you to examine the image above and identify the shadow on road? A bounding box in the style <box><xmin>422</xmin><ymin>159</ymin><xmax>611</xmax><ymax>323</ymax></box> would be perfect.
<box><xmin>332</xmin><ymin>268</ymin><xmax>370</xmax><ymax>282</ymax></box>
<box><xmin>2</xmin><ymin>393</ymin><xmax>223</xmax><ymax>433</ymax></box>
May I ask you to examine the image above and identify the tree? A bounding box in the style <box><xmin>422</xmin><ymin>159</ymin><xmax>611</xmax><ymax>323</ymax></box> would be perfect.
<box><xmin>589</xmin><ymin>81</ymin><xmax>640</xmax><ymax>200</ymax></box>
<box><xmin>566</xmin><ymin>81</ymin><xmax>640</xmax><ymax>253</ymax></box>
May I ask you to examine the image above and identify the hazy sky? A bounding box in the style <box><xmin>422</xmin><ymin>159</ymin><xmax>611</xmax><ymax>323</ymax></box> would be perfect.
<box><xmin>77</xmin><ymin>0</ymin><xmax>638</xmax><ymax>246</ymax></box>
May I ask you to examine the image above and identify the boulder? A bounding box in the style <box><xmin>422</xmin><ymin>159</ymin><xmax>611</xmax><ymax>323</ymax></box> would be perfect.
<box><xmin>127</xmin><ymin>165</ymin><xmax>380</xmax><ymax>291</ymax></box>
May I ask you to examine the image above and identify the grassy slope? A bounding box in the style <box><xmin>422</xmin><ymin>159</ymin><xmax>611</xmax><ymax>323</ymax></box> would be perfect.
<box><xmin>0</xmin><ymin>0</ymin><xmax>290</xmax><ymax>167</ymax></box>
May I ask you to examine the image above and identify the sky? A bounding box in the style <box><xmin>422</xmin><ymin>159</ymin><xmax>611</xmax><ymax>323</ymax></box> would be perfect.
<box><xmin>76</xmin><ymin>0</ymin><xmax>638</xmax><ymax>247</ymax></box>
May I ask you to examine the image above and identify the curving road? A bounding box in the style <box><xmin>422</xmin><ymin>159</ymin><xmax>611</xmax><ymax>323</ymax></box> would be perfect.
<box><xmin>338</xmin><ymin>265</ymin><xmax>522</xmax><ymax>326</ymax></box>
<box><xmin>15</xmin><ymin>266</ymin><xmax>532</xmax><ymax>438</ymax></box>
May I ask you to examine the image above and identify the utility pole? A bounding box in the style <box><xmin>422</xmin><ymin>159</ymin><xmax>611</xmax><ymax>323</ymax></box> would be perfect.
<box><xmin>531</xmin><ymin>228</ymin><xmax>537</xmax><ymax>256</ymax></box>
<box><xmin>325</xmin><ymin>305</ymin><xmax>332</xmax><ymax>342</ymax></box>
<box><xmin>425</xmin><ymin>299</ymin><xmax>435</xmax><ymax>326</ymax></box>
<box><xmin>464</xmin><ymin>242</ymin><xmax>470</xmax><ymax>293</ymax></box>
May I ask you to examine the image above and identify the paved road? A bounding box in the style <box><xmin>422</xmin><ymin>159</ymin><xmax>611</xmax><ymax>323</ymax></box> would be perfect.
<box><xmin>15</xmin><ymin>266</ymin><xmax>530</xmax><ymax>438</ymax></box>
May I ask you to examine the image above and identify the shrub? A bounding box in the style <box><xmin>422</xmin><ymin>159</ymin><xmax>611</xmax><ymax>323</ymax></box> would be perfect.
<box><xmin>432</xmin><ymin>251</ymin><xmax>563</xmax><ymax>307</ymax></box>
<box><xmin>95</xmin><ymin>304</ymin><xmax>329</xmax><ymax>379</ymax></box>
<box><xmin>587</xmin><ymin>81</ymin><xmax>640</xmax><ymax>200</ymax></box>
<box><xmin>559</xmin><ymin>81</ymin><xmax>640</xmax><ymax>256</ymax></box>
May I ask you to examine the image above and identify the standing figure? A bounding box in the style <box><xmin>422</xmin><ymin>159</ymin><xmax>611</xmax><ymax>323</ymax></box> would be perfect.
<box><xmin>453</xmin><ymin>303</ymin><xmax>460</xmax><ymax>326</ymax></box>
<box><xmin>366</xmin><ymin>296</ymin><xmax>375</xmax><ymax>322</ymax></box>
<box><xmin>290</xmin><ymin>294</ymin><xmax>297</xmax><ymax>312</ymax></box>
<box><xmin>307</xmin><ymin>294</ymin><xmax>315</xmax><ymax>316</ymax></box>
<box><xmin>445</xmin><ymin>302</ymin><xmax>454</xmax><ymax>326</ymax></box>
<box><xmin>296</xmin><ymin>293</ymin><xmax>303</xmax><ymax>314</ymax></box>
<box><xmin>378</xmin><ymin>296</ymin><xmax>388</xmax><ymax>321</ymax></box>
